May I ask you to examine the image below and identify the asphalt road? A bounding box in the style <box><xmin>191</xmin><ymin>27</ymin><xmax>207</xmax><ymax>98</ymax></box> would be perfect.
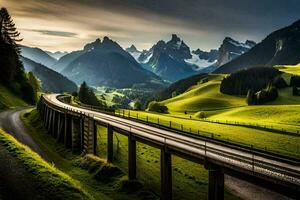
<box><xmin>0</xmin><ymin>108</ymin><xmax>48</xmax><ymax>160</ymax></box>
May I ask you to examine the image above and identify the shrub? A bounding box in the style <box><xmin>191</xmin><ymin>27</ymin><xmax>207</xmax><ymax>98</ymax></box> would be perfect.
<box><xmin>194</xmin><ymin>111</ymin><xmax>206</xmax><ymax>119</ymax></box>
<box><xmin>147</xmin><ymin>101</ymin><xmax>168</xmax><ymax>113</ymax></box>
<box><xmin>133</xmin><ymin>99</ymin><xmax>142</xmax><ymax>110</ymax></box>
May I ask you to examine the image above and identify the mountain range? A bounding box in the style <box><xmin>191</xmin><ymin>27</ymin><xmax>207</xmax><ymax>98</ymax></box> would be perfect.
<box><xmin>126</xmin><ymin>35</ymin><xmax>255</xmax><ymax>81</ymax></box>
<box><xmin>215</xmin><ymin>19</ymin><xmax>300</xmax><ymax>73</ymax></box>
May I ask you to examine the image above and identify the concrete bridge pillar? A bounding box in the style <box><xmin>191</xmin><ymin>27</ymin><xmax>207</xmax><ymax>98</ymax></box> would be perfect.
<box><xmin>64</xmin><ymin>113</ymin><xmax>72</xmax><ymax>148</ymax></box>
<box><xmin>83</xmin><ymin>117</ymin><xmax>96</xmax><ymax>154</ymax></box>
<box><xmin>107</xmin><ymin>124</ymin><xmax>113</xmax><ymax>163</ymax></box>
<box><xmin>71</xmin><ymin>117</ymin><xmax>82</xmax><ymax>153</ymax></box>
<box><xmin>51</xmin><ymin>110</ymin><xmax>57</xmax><ymax>137</ymax></box>
<box><xmin>56</xmin><ymin>113</ymin><xmax>64</xmax><ymax>143</ymax></box>
<box><xmin>44</xmin><ymin>106</ymin><xmax>49</xmax><ymax>127</ymax></box>
<box><xmin>161</xmin><ymin>149</ymin><xmax>172</xmax><ymax>200</ymax></box>
<box><xmin>206</xmin><ymin>163</ymin><xmax>224</xmax><ymax>200</ymax></box>
<box><xmin>47</xmin><ymin>109</ymin><xmax>53</xmax><ymax>133</ymax></box>
<box><xmin>128</xmin><ymin>133</ymin><xmax>137</xmax><ymax>180</ymax></box>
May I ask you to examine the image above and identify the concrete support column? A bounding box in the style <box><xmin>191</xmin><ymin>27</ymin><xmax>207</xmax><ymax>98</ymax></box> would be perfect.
<box><xmin>71</xmin><ymin>117</ymin><xmax>81</xmax><ymax>153</ymax></box>
<box><xmin>64</xmin><ymin>114</ymin><xmax>72</xmax><ymax>148</ymax></box>
<box><xmin>107</xmin><ymin>124</ymin><xmax>113</xmax><ymax>163</ymax></box>
<box><xmin>83</xmin><ymin>117</ymin><xmax>96</xmax><ymax>154</ymax></box>
<box><xmin>51</xmin><ymin>110</ymin><xmax>56</xmax><ymax>136</ymax></box>
<box><xmin>44</xmin><ymin>107</ymin><xmax>49</xmax><ymax>127</ymax></box>
<box><xmin>161</xmin><ymin>149</ymin><xmax>172</xmax><ymax>200</ymax></box>
<box><xmin>47</xmin><ymin>109</ymin><xmax>53</xmax><ymax>133</ymax></box>
<box><xmin>128</xmin><ymin>133</ymin><xmax>137</xmax><ymax>180</ymax></box>
<box><xmin>56</xmin><ymin>113</ymin><xmax>64</xmax><ymax>143</ymax></box>
<box><xmin>93</xmin><ymin>122</ymin><xmax>97</xmax><ymax>155</ymax></box>
<box><xmin>207</xmin><ymin>164</ymin><xmax>224</xmax><ymax>200</ymax></box>
<box><xmin>80</xmin><ymin>118</ymin><xmax>84</xmax><ymax>151</ymax></box>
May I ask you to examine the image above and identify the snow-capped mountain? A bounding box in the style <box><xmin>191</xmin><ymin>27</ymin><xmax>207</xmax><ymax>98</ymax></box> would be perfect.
<box><xmin>125</xmin><ymin>45</ymin><xmax>142</xmax><ymax>61</ymax></box>
<box><xmin>185</xmin><ymin>49</ymin><xmax>219</xmax><ymax>70</ymax></box>
<box><xmin>217</xmin><ymin>37</ymin><xmax>256</xmax><ymax>66</ymax></box>
<box><xmin>135</xmin><ymin>34</ymin><xmax>196</xmax><ymax>82</ymax></box>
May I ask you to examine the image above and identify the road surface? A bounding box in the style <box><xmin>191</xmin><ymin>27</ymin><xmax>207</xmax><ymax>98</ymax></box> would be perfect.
<box><xmin>0</xmin><ymin>108</ymin><xmax>48</xmax><ymax>160</ymax></box>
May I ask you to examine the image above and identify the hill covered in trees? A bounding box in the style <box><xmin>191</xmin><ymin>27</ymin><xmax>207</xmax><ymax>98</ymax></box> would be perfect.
<box><xmin>21</xmin><ymin>57</ymin><xmax>77</xmax><ymax>93</ymax></box>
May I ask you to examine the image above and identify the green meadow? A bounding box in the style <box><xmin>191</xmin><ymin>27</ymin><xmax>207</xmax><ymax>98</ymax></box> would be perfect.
<box><xmin>116</xmin><ymin>69</ymin><xmax>300</xmax><ymax>159</ymax></box>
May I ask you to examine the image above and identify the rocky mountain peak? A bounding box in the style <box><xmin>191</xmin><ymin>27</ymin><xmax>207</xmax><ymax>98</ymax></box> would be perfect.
<box><xmin>126</xmin><ymin>44</ymin><xmax>139</xmax><ymax>53</ymax></box>
<box><xmin>171</xmin><ymin>34</ymin><xmax>181</xmax><ymax>43</ymax></box>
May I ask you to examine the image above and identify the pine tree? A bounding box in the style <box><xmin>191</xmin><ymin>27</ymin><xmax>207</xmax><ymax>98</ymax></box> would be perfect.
<box><xmin>0</xmin><ymin>8</ymin><xmax>22</xmax><ymax>51</ymax></box>
<box><xmin>0</xmin><ymin>8</ymin><xmax>36</xmax><ymax>104</ymax></box>
<box><xmin>78</xmin><ymin>81</ymin><xmax>89</xmax><ymax>104</ymax></box>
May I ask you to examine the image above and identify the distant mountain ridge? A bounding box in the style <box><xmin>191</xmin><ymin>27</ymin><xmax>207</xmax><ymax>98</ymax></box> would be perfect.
<box><xmin>60</xmin><ymin>37</ymin><xmax>164</xmax><ymax>89</ymax></box>
<box><xmin>20</xmin><ymin>45</ymin><xmax>57</xmax><ymax>68</ymax></box>
<box><xmin>215</xmin><ymin>19</ymin><xmax>300</xmax><ymax>73</ymax></box>
<box><xmin>21</xmin><ymin>57</ymin><xmax>78</xmax><ymax>93</ymax></box>
<box><xmin>45</xmin><ymin>51</ymin><xmax>68</xmax><ymax>60</ymax></box>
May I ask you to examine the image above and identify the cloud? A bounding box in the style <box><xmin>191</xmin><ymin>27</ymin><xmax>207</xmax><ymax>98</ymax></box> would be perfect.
<box><xmin>23</xmin><ymin>29</ymin><xmax>78</xmax><ymax>38</ymax></box>
<box><xmin>1</xmin><ymin>0</ymin><xmax>300</xmax><ymax>51</ymax></box>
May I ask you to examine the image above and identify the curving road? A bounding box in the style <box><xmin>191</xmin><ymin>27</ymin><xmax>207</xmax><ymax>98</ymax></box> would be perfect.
<box><xmin>0</xmin><ymin>108</ymin><xmax>48</xmax><ymax>160</ymax></box>
<box><xmin>43</xmin><ymin>94</ymin><xmax>300</xmax><ymax>198</ymax></box>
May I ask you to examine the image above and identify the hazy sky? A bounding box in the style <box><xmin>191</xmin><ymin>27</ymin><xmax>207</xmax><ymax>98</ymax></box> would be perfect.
<box><xmin>1</xmin><ymin>0</ymin><xmax>300</xmax><ymax>52</ymax></box>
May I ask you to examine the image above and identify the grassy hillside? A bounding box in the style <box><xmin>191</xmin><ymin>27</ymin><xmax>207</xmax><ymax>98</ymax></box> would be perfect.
<box><xmin>116</xmin><ymin>70</ymin><xmax>300</xmax><ymax>158</ymax></box>
<box><xmin>161</xmin><ymin>74</ymin><xmax>246</xmax><ymax>113</ymax></box>
<box><xmin>0</xmin><ymin>84</ymin><xmax>27</xmax><ymax>110</ymax></box>
<box><xmin>0</xmin><ymin>129</ymin><xmax>92</xmax><ymax>200</ymax></box>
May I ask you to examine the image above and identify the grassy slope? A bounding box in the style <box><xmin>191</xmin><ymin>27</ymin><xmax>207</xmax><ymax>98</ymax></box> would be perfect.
<box><xmin>161</xmin><ymin>74</ymin><xmax>246</xmax><ymax>113</ymax></box>
<box><xmin>0</xmin><ymin>83</ymin><xmax>27</xmax><ymax>110</ymax></box>
<box><xmin>0</xmin><ymin>129</ymin><xmax>92</xmax><ymax>200</ymax></box>
<box><xmin>117</xmin><ymin>72</ymin><xmax>300</xmax><ymax>158</ymax></box>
